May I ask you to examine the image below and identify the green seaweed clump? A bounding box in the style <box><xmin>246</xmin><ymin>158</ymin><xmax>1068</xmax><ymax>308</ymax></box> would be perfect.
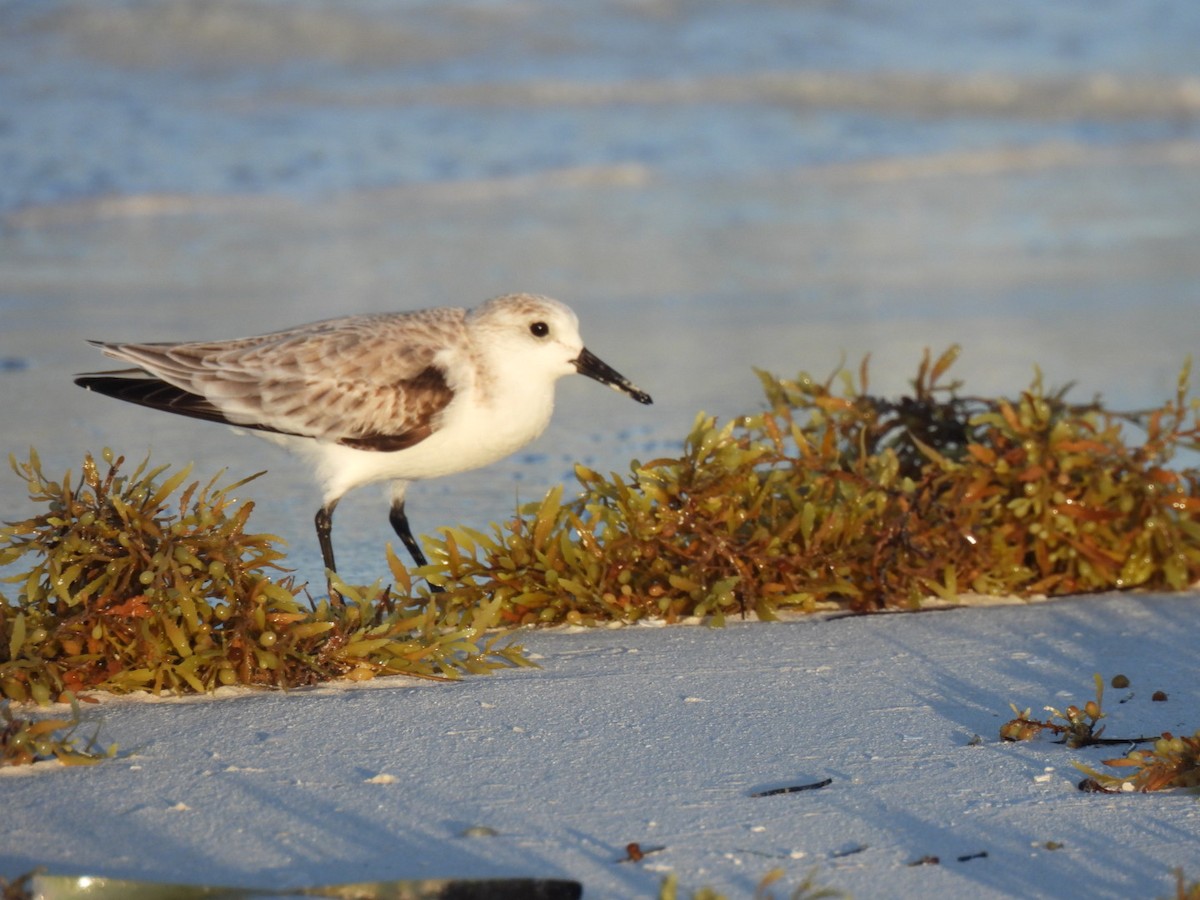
<box><xmin>1000</xmin><ymin>672</ymin><xmax>1200</xmax><ymax>794</ymax></box>
<box><xmin>1079</xmin><ymin>730</ymin><xmax>1200</xmax><ymax>793</ymax></box>
<box><xmin>1</xmin><ymin>698</ymin><xmax>114</xmax><ymax>767</ymax></box>
<box><xmin>0</xmin><ymin>450</ymin><xmax>529</xmax><ymax>704</ymax></box>
<box><xmin>424</xmin><ymin>348</ymin><xmax>1200</xmax><ymax>622</ymax></box>
<box><xmin>1000</xmin><ymin>673</ymin><xmax>1108</xmax><ymax>747</ymax></box>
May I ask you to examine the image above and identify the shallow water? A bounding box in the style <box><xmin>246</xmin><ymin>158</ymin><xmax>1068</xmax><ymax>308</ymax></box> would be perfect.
<box><xmin>2</xmin><ymin>0</ymin><xmax>1199</xmax><ymax>587</ymax></box>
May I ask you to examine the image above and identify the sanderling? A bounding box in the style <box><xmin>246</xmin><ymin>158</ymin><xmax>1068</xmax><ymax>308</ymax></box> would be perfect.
<box><xmin>75</xmin><ymin>293</ymin><xmax>652</xmax><ymax>588</ymax></box>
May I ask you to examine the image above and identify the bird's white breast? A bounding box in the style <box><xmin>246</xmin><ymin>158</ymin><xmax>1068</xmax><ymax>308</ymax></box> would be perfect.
<box><xmin>284</xmin><ymin>360</ymin><xmax>558</xmax><ymax>503</ymax></box>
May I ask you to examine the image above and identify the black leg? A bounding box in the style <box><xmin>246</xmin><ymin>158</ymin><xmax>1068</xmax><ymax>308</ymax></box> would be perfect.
<box><xmin>389</xmin><ymin>499</ymin><xmax>428</xmax><ymax>566</ymax></box>
<box><xmin>314</xmin><ymin>502</ymin><xmax>345</xmax><ymax>605</ymax></box>
<box><xmin>314</xmin><ymin>502</ymin><xmax>339</xmax><ymax>573</ymax></box>
<box><xmin>389</xmin><ymin>500</ymin><xmax>443</xmax><ymax>593</ymax></box>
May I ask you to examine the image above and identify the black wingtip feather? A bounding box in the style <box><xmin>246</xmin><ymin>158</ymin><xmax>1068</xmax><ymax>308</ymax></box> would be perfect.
<box><xmin>74</xmin><ymin>373</ymin><xmax>238</xmax><ymax>428</ymax></box>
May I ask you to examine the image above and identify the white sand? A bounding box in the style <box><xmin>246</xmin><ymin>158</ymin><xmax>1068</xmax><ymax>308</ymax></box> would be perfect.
<box><xmin>4</xmin><ymin>592</ymin><xmax>1200</xmax><ymax>898</ymax></box>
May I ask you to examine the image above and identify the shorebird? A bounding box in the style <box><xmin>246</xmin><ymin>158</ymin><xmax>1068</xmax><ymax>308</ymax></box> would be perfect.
<box><xmin>75</xmin><ymin>293</ymin><xmax>652</xmax><ymax>586</ymax></box>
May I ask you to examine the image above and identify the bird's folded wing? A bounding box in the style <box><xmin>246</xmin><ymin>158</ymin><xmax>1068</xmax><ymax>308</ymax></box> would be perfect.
<box><xmin>88</xmin><ymin>312</ymin><xmax>465</xmax><ymax>449</ymax></box>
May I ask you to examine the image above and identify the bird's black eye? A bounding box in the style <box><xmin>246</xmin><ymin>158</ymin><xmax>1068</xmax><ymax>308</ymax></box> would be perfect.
<box><xmin>530</xmin><ymin>321</ymin><xmax>550</xmax><ymax>338</ymax></box>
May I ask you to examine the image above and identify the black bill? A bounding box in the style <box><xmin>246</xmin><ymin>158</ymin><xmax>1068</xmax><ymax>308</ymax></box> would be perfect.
<box><xmin>574</xmin><ymin>347</ymin><xmax>652</xmax><ymax>405</ymax></box>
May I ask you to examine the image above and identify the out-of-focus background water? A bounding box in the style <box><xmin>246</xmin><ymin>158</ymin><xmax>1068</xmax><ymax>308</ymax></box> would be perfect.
<box><xmin>3</xmin><ymin>0</ymin><xmax>1199</xmax><ymax>588</ymax></box>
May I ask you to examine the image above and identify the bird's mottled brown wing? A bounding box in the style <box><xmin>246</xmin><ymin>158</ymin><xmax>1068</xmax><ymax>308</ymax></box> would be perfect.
<box><xmin>78</xmin><ymin>309</ymin><xmax>466</xmax><ymax>449</ymax></box>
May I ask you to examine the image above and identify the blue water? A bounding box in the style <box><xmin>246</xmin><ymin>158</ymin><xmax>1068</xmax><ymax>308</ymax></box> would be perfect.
<box><xmin>4</xmin><ymin>0</ymin><xmax>1200</xmax><ymax>213</ymax></box>
<box><xmin>3</xmin><ymin>0</ymin><xmax>1200</xmax><ymax>584</ymax></box>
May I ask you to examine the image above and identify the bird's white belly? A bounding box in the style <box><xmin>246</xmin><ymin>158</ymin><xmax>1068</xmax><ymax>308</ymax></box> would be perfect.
<box><xmin>268</xmin><ymin>388</ymin><xmax>556</xmax><ymax>501</ymax></box>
